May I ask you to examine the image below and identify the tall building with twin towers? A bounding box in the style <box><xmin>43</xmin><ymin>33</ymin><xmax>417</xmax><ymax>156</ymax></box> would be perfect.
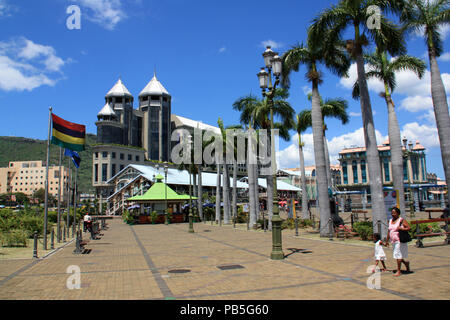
<box><xmin>93</xmin><ymin>73</ymin><xmax>221</xmax><ymax>202</ymax></box>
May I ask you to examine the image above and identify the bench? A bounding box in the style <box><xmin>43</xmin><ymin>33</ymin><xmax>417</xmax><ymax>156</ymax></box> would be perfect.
<box><xmin>352</xmin><ymin>210</ymin><xmax>368</xmax><ymax>222</ymax></box>
<box><xmin>424</xmin><ymin>208</ymin><xmax>445</xmax><ymax>219</ymax></box>
<box><xmin>410</xmin><ymin>218</ymin><xmax>450</xmax><ymax>248</ymax></box>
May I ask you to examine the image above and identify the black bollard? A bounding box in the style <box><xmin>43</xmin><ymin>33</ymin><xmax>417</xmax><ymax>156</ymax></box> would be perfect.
<box><xmin>329</xmin><ymin>218</ymin><xmax>333</xmax><ymax>241</ymax></box>
<box><xmin>246</xmin><ymin>214</ymin><xmax>249</xmax><ymax>230</ymax></box>
<box><xmin>57</xmin><ymin>226</ymin><xmax>61</xmax><ymax>243</ymax></box>
<box><xmin>295</xmin><ymin>217</ymin><xmax>299</xmax><ymax>237</ymax></box>
<box><xmin>51</xmin><ymin>229</ymin><xmax>55</xmax><ymax>250</ymax></box>
<box><xmin>73</xmin><ymin>232</ymin><xmax>83</xmax><ymax>254</ymax></box>
<box><xmin>33</xmin><ymin>231</ymin><xmax>38</xmax><ymax>259</ymax></box>
<box><xmin>63</xmin><ymin>225</ymin><xmax>66</xmax><ymax>242</ymax></box>
<box><xmin>351</xmin><ymin>213</ymin><xmax>354</xmax><ymax>230</ymax></box>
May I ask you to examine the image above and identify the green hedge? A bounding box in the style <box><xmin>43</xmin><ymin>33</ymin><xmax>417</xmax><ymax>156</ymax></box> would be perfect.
<box><xmin>0</xmin><ymin>229</ymin><xmax>29</xmax><ymax>247</ymax></box>
<box><xmin>353</xmin><ymin>221</ymin><xmax>373</xmax><ymax>241</ymax></box>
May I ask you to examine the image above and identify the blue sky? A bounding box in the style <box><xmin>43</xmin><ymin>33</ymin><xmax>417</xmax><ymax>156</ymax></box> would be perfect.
<box><xmin>0</xmin><ymin>0</ymin><xmax>449</xmax><ymax>179</ymax></box>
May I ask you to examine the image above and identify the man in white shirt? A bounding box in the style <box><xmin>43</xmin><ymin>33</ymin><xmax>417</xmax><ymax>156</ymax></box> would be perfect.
<box><xmin>83</xmin><ymin>213</ymin><xmax>92</xmax><ymax>232</ymax></box>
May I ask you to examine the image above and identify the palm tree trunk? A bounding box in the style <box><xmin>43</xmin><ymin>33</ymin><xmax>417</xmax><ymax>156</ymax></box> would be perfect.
<box><xmin>429</xmin><ymin>53</ymin><xmax>450</xmax><ymax>206</ymax></box>
<box><xmin>247</xmin><ymin>136</ymin><xmax>256</xmax><ymax>227</ymax></box>
<box><xmin>223</xmin><ymin>164</ymin><xmax>231</xmax><ymax>224</ymax></box>
<box><xmin>323</xmin><ymin>132</ymin><xmax>332</xmax><ymax>188</ymax></box>
<box><xmin>385</xmin><ymin>93</ymin><xmax>406</xmax><ymax>216</ymax></box>
<box><xmin>311</xmin><ymin>79</ymin><xmax>332</xmax><ymax>237</ymax></box>
<box><xmin>216</xmin><ymin>162</ymin><xmax>221</xmax><ymax>223</ymax></box>
<box><xmin>197</xmin><ymin>164</ymin><xmax>203</xmax><ymax>221</ymax></box>
<box><xmin>232</xmin><ymin>158</ymin><xmax>238</xmax><ymax>223</ymax></box>
<box><xmin>299</xmin><ymin>141</ymin><xmax>308</xmax><ymax>219</ymax></box>
<box><xmin>355</xmin><ymin>53</ymin><xmax>387</xmax><ymax>238</ymax></box>
<box><xmin>254</xmin><ymin>148</ymin><xmax>260</xmax><ymax>227</ymax></box>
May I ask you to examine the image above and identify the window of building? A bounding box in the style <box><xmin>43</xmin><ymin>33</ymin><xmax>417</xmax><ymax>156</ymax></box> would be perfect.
<box><xmin>111</xmin><ymin>164</ymin><xmax>116</xmax><ymax>178</ymax></box>
<box><xmin>342</xmin><ymin>162</ymin><xmax>348</xmax><ymax>185</ymax></box>
<box><xmin>112</xmin><ymin>152</ymin><xmax>116</xmax><ymax>159</ymax></box>
<box><xmin>94</xmin><ymin>164</ymin><xmax>98</xmax><ymax>183</ymax></box>
<box><xmin>120</xmin><ymin>153</ymin><xmax>124</xmax><ymax>160</ymax></box>
<box><xmin>403</xmin><ymin>159</ymin><xmax>408</xmax><ymax>181</ymax></box>
<box><xmin>95</xmin><ymin>152</ymin><xmax>99</xmax><ymax>159</ymax></box>
<box><xmin>384</xmin><ymin>159</ymin><xmax>390</xmax><ymax>182</ymax></box>
<box><xmin>136</xmin><ymin>156</ymin><xmax>140</xmax><ymax>162</ymax></box>
<box><xmin>116</xmin><ymin>97</ymin><xmax>122</xmax><ymax>103</ymax></box>
<box><xmin>128</xmin><ymin>154</ymin><xmax>132</xmax><ymax>161</ymax></box>
<box><xmin>120</xmin><ymin>165</ymin><xmax>124</xmax><ymax>171</ymax></box>
<box><xmin>102</xmin><ymin>164</ymin><xmax>108</xmax><ymax>182</ymax></box>
<box><xmin>102</xmin><ymin>152</ymin><xmax>108</xmax><ymax>158</ymax></box>
<box><xmin>352</xmin><ymin>161</ymin><xmax>358</xmax><ymax>184</ymax></box>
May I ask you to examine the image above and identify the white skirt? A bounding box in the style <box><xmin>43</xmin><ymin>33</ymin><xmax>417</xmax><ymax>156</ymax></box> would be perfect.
<box><xmin>393</xmin><ymin>242</ymin><xmax>408</xmax><ymax>259</ymax></box>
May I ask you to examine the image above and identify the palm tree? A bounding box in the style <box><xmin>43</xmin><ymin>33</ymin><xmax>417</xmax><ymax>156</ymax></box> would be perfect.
<box><xmin>400</xmin><ymin>0</ymin><xmax>450</xmax><ymax>206</ymax></box>
<box><xmin>353</xmin><ymin>49</ymin><xmax>426</xmax><ymax>216</ymax></box>
<box><xmin>294</xmin><ymin>113</ymin><xmax>310</xmax><ymax>219</ymax></box>
<box><xmin>298</xmin><ymin>94</ymin><xmax>350</xmax><ymax>189</ymax></box>
<box><xmin>309</xmin><ymin>0</ymin><xmax>406</xmax><ymax>237</ymax></box>
<box><xmin>233</xmin><ymin>89</ymin><xmax>295</xmax><ymax>229</ymax></box>
<box><xmin>281</xmin><ymin>33</ymin><xmax>350</xmax><ymax>237</ymax></box>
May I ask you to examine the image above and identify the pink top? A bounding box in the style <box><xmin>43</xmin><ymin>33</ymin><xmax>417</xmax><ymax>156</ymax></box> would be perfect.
<box><xmin>389</xmin><ymin>218</ymin><xmax>402</xmax><ymax>243</ymax></box>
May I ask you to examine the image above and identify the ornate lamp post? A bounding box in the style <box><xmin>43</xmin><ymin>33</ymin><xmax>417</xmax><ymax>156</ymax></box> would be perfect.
<box><xmin>257</xmin><ymin>46</ymin><xmax>284</xmax><ymax>260</ymax></box>
<box><xmin>164</xmin><ymin>162</ymin><xmax>169</xmax><ymax>225</ymax></box>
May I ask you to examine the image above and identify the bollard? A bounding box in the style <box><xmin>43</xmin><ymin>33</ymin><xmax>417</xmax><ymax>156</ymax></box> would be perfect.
<box><xmin>73</xmin><ymin>232</ymin><xmax>83</xmax><ymax>254</ymax></box>
<box><xmin>79</xmin><ymin>229</ymin><xmax>83</xmax><ymax>242</ymax></box>
<box><xmin>51</xmin><ymin>229</ymin><xmax>55</xmax><ymax>250</ymax></box>
<box><xmin>329</xmin><ymin>218</ymin><xmax>333</xmax><ymax>241</ymax></box>
<box><xmin>63</xmin><ymin>225</ymin><xmax>66</xmax><ymax>242</ymax></box>
<box><xmin>295</xmin><ymin>217</ymin><xmax>299</xmax><ymax>237</ymax></box>
<box><xmin>351</xmin><ymin>213</ymin><xmax>354</xmax><ymax>230</ymax></box>
<box><xmin>33</xmin><ymin>231</ymin><xmax>38</xmax><ymax>259</ymax></box>
<box><xmin>246</xmin><ymin>214</ymin><xmax>249</xmax><ymax>230</ymax></box>
<box><xmin>57</xmin><ymin>226</ymin><xmax>61</xmax><ymax>243</ymax></box>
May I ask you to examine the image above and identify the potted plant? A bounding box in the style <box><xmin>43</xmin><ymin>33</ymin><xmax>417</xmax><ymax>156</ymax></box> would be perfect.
<box><xmin>151</xmin><ymin>211</ymin><xmax>158</xmax><ymax>224</ymax></box>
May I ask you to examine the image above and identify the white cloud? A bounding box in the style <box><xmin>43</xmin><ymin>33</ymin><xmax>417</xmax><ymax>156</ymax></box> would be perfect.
<box><xmin>0</xmin><ymin>0</ymin><xmax>12</xmax><ymax>17</ymax></box>
<box><xmin>218</xmin><ymin>46</ymin><xmax>226</xmax><ymax>54</ymax></box>
<box><xmin>74</xmin><ymin>0</ymin><xmax>126</xmax><ymax>30</ymax></box>
<box><xmin>302</xmin><ymin>85</ymin><xmax>311</xmax><ymax>96</ymax></box>
<box><xmin>400</xmin><ymin>95</ymin><xmax>433</xmax><ymax>112</ymax></box>
<box><xmin>261</xmin><ymin>40</ymin><xmax>284</xmax><ymax>50</ymax></box>
<box><xmin>438</xmin><ymin>52</ymin><xmax>450</xmax><ymax>62</ymax></box>
<box><xmin>401</xmin><ymin>122</ymin><xmax>440</xmax><ymax>149</ymax></box>
<box><xmin>0</xmin><ymin>38</ymin><xmax>67</xmax><ymax>92</ymax></box>
<box><xmin>350</xmin><ymin>112</ymin><xmax>361</xmax><ymax>117</ymax></box>
<box><xmin>276</xmin><ymin>127</ymin><xmax>387</xmax><ymax>169</ymax></box>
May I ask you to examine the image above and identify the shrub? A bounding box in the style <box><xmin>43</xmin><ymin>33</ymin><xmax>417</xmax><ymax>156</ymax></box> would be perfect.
<box><xmin>353</xmin><ymin>221</ymin><xmax>373</xmax><ymax>241</ymax></box>
<box><xmin>0</xmin><ymin>229</ymin><xmax>29</xmax><ymax>247</ymax></box>
<box><xmin>299</xmin><ymin>219</ymin><xmax>314</xmax><ymax>228</ymax></box>
<box><xmin>236</xmin><ymin>207</ymin><xmax>248</xmax><ymax>223</ymax></box>
<box><xmin>257</xmin><ymin>218</ymin><xmax>269</xmax><ymax>229</ymax></box>
<box><xmin>409</xmin><ymin>222</ymin><xmax>441</xmax><ymax>238</ymax></box>
<box><xmin>281</xmin><ymin>218</ymin><xmax>295</xmax><ymax>230</ymax></box>
<box><xmin>151</xmin><ymin>211</ymin><xmax>158</xmax><ymax>224</ymax></box>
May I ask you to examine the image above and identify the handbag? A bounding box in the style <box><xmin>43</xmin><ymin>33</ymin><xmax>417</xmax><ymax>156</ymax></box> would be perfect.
<box><xmin>398</xmin><ymin>219</ymin><xmax>412</xmax><ymax>243</ymax></box>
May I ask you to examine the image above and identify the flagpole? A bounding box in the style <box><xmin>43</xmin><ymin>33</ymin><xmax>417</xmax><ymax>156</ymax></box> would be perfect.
<box><xmin>57</xmin><ymin>147</ymin><xmax>62</xmax><ymax>242</ymax></box>
<box><xmin>73</xmin><ymin>167</ymin><xmax>78</xmax><ymax>236</ymax></box>
<box><xmin>43</xmin><ymin>107</ymin><xmax>52</xmax><ymax>250</ymax></box>
<box><xmin>67</xmin><ymin>157</ymin><xmax>71</xmax><ymax>238</ymax></box>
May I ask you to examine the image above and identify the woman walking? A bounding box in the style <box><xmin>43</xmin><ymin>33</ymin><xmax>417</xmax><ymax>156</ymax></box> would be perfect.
<box><xmin>386</xmin><ymin>207</ymin><xmax>411</xmax><ymax>277</ymax></box>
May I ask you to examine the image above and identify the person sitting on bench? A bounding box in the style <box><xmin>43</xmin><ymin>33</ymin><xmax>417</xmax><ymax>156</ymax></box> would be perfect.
<box><xmin>83</xmin><ymin>213</ymin><xmax>92</xmax><ymax>232</ymax></box>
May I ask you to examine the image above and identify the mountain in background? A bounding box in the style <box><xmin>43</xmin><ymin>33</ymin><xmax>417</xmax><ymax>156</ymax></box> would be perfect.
<box><xmin>0</xmin><ymin>134</ymin><xmax>96</xmax><ymax>193</ymax></box>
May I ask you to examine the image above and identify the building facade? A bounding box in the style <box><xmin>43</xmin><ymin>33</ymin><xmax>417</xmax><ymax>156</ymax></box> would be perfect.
<box><xmin>0</xmin><ymin>160</ymin><xmax>69</xmax><ymax>201</ymax></box>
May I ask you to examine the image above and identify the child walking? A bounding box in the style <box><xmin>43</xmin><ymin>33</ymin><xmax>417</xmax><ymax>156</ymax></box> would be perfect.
<box><xmin>373</xmin><ymin>233</ymin><xmax>387</xmax><ymax>272</ymax></box>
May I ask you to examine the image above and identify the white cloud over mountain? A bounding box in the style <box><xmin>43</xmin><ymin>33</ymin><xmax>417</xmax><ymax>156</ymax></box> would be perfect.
<box><xmin>0</xmin><ymin>37</ymin><xmax>67</xmax><ymax>92</ymax></box>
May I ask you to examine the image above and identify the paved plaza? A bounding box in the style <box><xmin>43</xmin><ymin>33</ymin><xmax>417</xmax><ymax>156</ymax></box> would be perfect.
<box><xmin>0</xmin><ymin>218</ymin><xmax>449</xmax><ymax>300</ymax></box>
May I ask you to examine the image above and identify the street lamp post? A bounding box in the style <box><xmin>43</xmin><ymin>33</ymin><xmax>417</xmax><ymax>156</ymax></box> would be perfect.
<box><xmin>164</xmin><ymin>162</ymin><xmax>169</xmax><ymax>225</ymax></box>
<box><xmin>257</xmin><ymin>46</ymin><xmax>284</xmax><ymax>260</ymax></box>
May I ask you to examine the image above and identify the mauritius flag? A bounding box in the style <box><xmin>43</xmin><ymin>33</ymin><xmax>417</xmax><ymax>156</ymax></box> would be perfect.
<box><xmin>51</xmin><ymin>114</ymin><xmax>86</xmax><ymax>152</ymax></box>
<box><xmin>64</xmin><ymin>149</ymin><xmax>81</xmax><ymax>169</ymax></box>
